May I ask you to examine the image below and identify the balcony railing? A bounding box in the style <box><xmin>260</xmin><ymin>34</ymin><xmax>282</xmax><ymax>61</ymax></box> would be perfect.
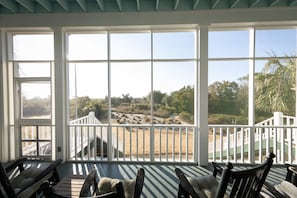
<box><xmin>68</xmin><ymin>112</ymin><xmax>297</xmax><ymax>164</ymax></box>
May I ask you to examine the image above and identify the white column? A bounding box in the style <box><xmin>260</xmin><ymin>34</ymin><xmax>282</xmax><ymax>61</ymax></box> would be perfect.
<box><xmin>197</xmin><ymin>25</ymin><xmax>208</xmax><ymax>165</ymax></box>
<box><xmin>53</xmin><ymin>27</ymin><xmax>67</xmax><ymax>161</ymax></box>
<box><xmin>248</xmin><ymin>28</ymin><xmax>255</xmax><ymax>163</ymax></box>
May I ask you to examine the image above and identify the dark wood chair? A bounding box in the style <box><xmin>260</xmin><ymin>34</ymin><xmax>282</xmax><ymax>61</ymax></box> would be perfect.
<box><xmin>175</xmin><ymin>153</ymin><xmax>275</xmax><ymax>198</ymax></box>
<box><xmin>0</xmin><ymin>158</ymin><xmax>62</xmax><ymax>198</ymax></box>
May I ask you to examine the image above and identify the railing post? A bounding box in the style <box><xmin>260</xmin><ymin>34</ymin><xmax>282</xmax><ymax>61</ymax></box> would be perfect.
<box><xmin>274</xmin><ymin>112</ymin><xmax>283</xmax><ymax>163</ymax></box>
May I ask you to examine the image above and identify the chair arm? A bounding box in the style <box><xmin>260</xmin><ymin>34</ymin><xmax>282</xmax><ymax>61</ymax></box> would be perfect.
<box><xmin>5</xmin><ymin>158</ymin><xmax>27</xmax><ymax>173</ymax></box>
<box><xmin>285</xmin><ymin>165</ymin><xmax>297</xmax><ymax>186</ymax></box>
<box><xmin>262</xmin><ymin>181</ymin><xmax>288</xmax><ymax>198</ymax></box>
<box><xmin>211</xmin><ymin>162</ymin><xmax>223</xmax><ymax>177</ymax></box>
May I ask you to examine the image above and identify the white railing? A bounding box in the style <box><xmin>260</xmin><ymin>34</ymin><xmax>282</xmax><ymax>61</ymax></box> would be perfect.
<box><xmin>69</xmin><ymin>111</ymin><xmax>297</xmax><ymax>164</ymax></box>
<box><xmin>208</xmin><ymin>112</ymin><xmax>297</xmax><ymax>164</ymax></box>
<box><xmin>69</xmin><ymin>112</ymin><xmax>195</xmax><ymax>162</ymax></box>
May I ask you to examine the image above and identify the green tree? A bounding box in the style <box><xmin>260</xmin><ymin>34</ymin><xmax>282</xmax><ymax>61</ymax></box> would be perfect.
<box><xmin>255</xmin><ymin>58</ymin><xmax>296</xmax><ymax>115</ymax></box>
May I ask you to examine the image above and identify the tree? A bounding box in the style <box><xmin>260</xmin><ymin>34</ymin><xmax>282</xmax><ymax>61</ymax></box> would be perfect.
<box><xmin>255</xmin><ymin>57</ymin><xmax>296</xmax><ymax>115</ymax></box>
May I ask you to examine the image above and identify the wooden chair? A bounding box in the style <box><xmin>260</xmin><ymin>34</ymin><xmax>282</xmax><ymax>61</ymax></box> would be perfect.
<box><xmin>0</xmin><ymin>158</ymin><xmax>62</xmax><ymax>198</ymax></box>
<box><xmin>175</xmin><ymin>153</ymin><xmax>275</xmax><ymax>198</ymax></box>
<box><xmin>43</xmin><ymin>168</ymin><xmax>145</xmax><ymax>198</ymax></box>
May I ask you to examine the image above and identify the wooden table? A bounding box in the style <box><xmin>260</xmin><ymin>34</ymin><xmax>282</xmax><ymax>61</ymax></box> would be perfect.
<box><xmin>51</xmin><ymin>175</ymin><xmax>86</xmax><ymax>198</ymax></box>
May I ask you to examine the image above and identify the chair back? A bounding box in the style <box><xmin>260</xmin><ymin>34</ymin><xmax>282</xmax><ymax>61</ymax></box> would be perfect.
<box><xmin>0</xmin><ymin>162</ymin><xmax>16</xmax><ymax>197</ymax></box>
<box><xmin>133</xmin><ymin>168</ymin><xmax>145</xmax><ymax>198</ymax></box>
<box><xmin>216</xmin><ymin>153</ymin><xmax>275</xmax><ymax>198</ymax></box>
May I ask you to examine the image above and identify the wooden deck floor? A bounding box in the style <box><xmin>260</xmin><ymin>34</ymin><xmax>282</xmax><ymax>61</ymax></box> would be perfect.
<box><xmin>53</xmin><ymin>162</ymin><xmax>288</xmax><ymax>198</ymax></box>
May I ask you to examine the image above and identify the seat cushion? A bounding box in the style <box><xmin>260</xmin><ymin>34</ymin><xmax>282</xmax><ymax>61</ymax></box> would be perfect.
<box><xmin>97</xmin><ymin>177</ymin><xmax>136</xmax><ymax>198</ymax></box>
<box><xmin>275</xmin><ymin>181</ymin><xmax>297</xmax><ymax>198</ymax></box>
<box><xmin>187</xmin><ymin>175</ymin><xmax>218</xmax><ymax>198</ymax></box>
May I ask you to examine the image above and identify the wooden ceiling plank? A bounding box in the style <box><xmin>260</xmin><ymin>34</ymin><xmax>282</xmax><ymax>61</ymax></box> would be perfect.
<box><xmin>76</xmin><ymin>0</ymin><xmax>87</xmax><ymax>12</ymax></box>
<box><xmin>174</xmin><ymin>0</ymin><xmax>180</xmax><ymax>10</ymax></box>
<box><xmin>116</xmin><ymin>0</ymin><xmax>122</xmax><ymax>11</ymax></box>
<box><xmin>96</xmin><ymin>0</ymin><xmax>104</xmax><ymax>11</ymax></box>
<box><xmin>193</xmin><ymin>0</ymin><xmax>200</xmax><ymax>9</ymax></box>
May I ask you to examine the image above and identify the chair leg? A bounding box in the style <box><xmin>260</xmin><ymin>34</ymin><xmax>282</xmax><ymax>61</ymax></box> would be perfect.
<box><xmin>178</xmin><ymin>184</ymin><xmax>190</xmax><ymax>198</ymax></box>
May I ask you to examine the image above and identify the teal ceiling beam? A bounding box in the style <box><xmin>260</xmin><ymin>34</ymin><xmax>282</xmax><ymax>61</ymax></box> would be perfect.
<box><xmin>289</xmin><ymin>0</ymin><xmax>297</xmax><ymax>6</ymax></box>
<box><xmin>230</xmin><ymin>0</ymin><xmax>240</xmax><ymax>8</ymax></box>
<box><xmin>155</xmin><ymin>0</ymin><xmax>159</xmax><ymax>10</ymax></box>
<box><xmin>16</xmin><ymin>0</ymin><xmax>34</xmax><ymax>12</ymax></box>
<box><xmin>36</xmin><ymin>0</ymin><xmax>51</xmax><ymax>12</ymax></box>
<box><xmin>249</xmin><ymin>0</ymin><xmax>260</xmax><ymax>7</ymax></box>
<box><xmin>96</xmin><ymin>0</ymin><xmax>104</xmax><ymax>11</ymax></box>
<box><xmin>211</xmin><ymin>0</ymin><xmax>220</xmax><ymax>9</ymax></box>
<box><xmin>193</xmin><ymin>0</ymin><xmax>200</xmax><ymax>9</ymax></box>
<box><xmin>56</xmin><ymin>0</ymin><xmax>69</xmax><ymax>12</ymax></box>
<box><xmin>136</xmin><ymin>0</ymin><xmax>140</xmax><ymax>11</ymax></box>
<box><xmin>269</xmin><ymin>0</ymin><xmax>279</xmax><ymax>7</ymax></box>
<box><xmin>116</xmin><ymin>0</ymin><xmax>122</xmax><ymax>11</ymax></box>
<box><xmin>174</xmin><ymin>0</ymin><xmax>180</xmax><ymax>10</ymax></box>
<box><xmin>76</xmin><ymin>0</ymin><xmax>87</xmax><ymax>12</ymax></box>
<box><xmin>0</xmin><ymin>0</ymin><xmax>17</xmax><ymax>12</ymax></box>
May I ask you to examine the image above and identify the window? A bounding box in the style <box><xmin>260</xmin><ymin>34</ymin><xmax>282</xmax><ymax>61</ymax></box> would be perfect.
<box><xmin>9</xmin><ymin>33</ymin><xmax>54</xmax><ymax>159</ymax></box>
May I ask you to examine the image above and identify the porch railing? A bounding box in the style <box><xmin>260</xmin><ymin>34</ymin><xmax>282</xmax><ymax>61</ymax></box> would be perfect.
<box><xmin>69</xmin><ymin>112</ymin><xmax>297</xmax><ymax>164</ymax></box>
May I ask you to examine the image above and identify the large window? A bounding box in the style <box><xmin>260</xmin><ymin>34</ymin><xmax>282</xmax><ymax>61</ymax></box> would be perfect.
<box><xmin>9</xmin><ymin>33</ymin><xmax>54</xmax><ymax>159</ymax></box>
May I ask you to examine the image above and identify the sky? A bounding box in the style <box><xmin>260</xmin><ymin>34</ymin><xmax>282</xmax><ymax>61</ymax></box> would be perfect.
<box><xmin>13</xmin><ymin>29</ymin><xmax>297</xmax><ymax>99</ymax></box>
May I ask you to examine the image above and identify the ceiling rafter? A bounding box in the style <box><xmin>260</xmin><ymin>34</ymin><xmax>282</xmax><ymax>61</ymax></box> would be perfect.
<box><xmin>174</xmin><ymin>0</ymin><xmax>180</xmax><ymax>10</ymax></box>
<box><xmin>56</xmin><ymin>0</ymin><xmax>69</xmax><ymax>12</ymax></box>
<box><xmin>0</xmin><ymin>0</ymin><xmax>17</xmax><ymax>12</ymax></box>
<box><xmin>36</xmin><ymin>0</ymin><xmax>51</xmax><ymax>12</ymax></box>
<box><xmin>269</xmin><ymin>0</ymin><xmax>279</xmax><ymax>6</ymax></box>
<box><xmin>210</xmin><ymin>0</ymin><xmax>220</xmax><ymax>9</ymax></box>
<box><xmin>116</xmin><ymin>0</ymin><xmax>122</xmax><ymax>11</ymax></box>
<box><xmin>230</xmin><ymin>0</ymin><xmax>240</xmax><ymax>8</ymax></box>
<box><xmin>249</xmin><ymin>0</ymin><xmax>260</xmax><ymax>7</ymax></box>
<box><xmin>155</xmin><ymin>0</ymin><xmax>159</xmax><ymax>10</ymax></box>
<box><xmin>288</xmin><ymin>0</ymin><xmax>297</xmax><ymax>6</ymax></box>
<box><xmin>16</xmin><ymin>0</ymin><xmax>34</xmax><ymax>12</ymax></box>
<box><xmin>136</xmin><ymin>0</ymin><xmax>140</xmax><ymax>11</ymax></box>
<box><xmin>95</xmin><ymin>0</ymin><xmax>104</xmax><ymax>11</ymax></box>
<box><xmin>193</xmin><ymin>0</ymin><xmax>200</xmax><ymax>9</ymax></box>
<box><xmin>76</xmin><ymin>0</ymin><xmax>87</xmax><ymax>12</ymax></box>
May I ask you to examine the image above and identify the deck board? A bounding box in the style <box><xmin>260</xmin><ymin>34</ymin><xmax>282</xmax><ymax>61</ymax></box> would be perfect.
<box><xmin>54</xmin><ymin>162</ymin><xmax>288</xmax><ymax>198</ymax></box>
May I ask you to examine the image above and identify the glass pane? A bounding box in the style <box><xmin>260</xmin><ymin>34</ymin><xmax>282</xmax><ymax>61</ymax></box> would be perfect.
<box><xmin>68</xmin><ymin>34</ymin><xmax>107</xmax><ymax>60</ymax></box>
<box><xmin>153</xmin><ymin>61</ymin><xmax>195</xmax><ymax>124</ymax></box>
<box><xmin>111</xmin><ymin>62</ymin><xmax>151</xmax><ymax>124</ymax></box>
<box><xmin>69</xmin><ymin>63</ymin><xmax>108</xmax><ymax>122</ymax></box>
<box><xmin>14</xmin><ymin>62</ymin><xmax>51</xmax><ymax>77</ymax></box>
<box><xmin>39</xmin><ymin>126</ymin><xmax>51</xmax><ymax>140</ymax></box>
<box><xmin>110</xmin><ymin>33</ymin><xmax>151</xmax><ymax>60</ymax></box>
<box><xmin>39</xmin><ymin>142</ymin><xmax>52</xmax><ymax>155</ymax></box>
<box><xmin>209</xmin><ymin>30</ymin><xmax>249</xmax><ymax>58</ymax></box>
<box><xmin>153</xmin><ymin>31</ymin><xmax>196</xmax><ymax>59</ymax></box>
<box><xmin>21</xmin><ymin>126</ymin><xmax>36</xmax><ymax>140</ymax></box>
<box><xmin>22</xmin><ymin>142</ymin><xmax>37</xmax><ymax>156</ymax></box>
<box><xmin>208</xmin><ymin>60</ymin><xmax>249</xmax><ymax>124</ymax></box>
<box><xmin>21</xmin><ymin>82</ymin><xmax>51</xmax><ymax>119</ymax></box>
<box><xmin>255</xmin><ymin>29</ymin><xmax>297</xmax><ymax>57</ymax></box>
<box><xmin>255</xmin><ymin>58</ymin><xmax>296</xmax><ymax>123</ymax></box>
<box><xmin>13</xmin><ymin>34</ymin><xmax>53</xmax><ymax>60</ymax></box>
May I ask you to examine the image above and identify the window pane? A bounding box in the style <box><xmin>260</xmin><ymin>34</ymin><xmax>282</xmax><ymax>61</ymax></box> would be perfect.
<box><xmin>21</xmin><ymin>82</ymin><xmax>51</xmax><ymax>119</ymax></box>
<box><xmin>209</xmin><ymin>30</ymin><xmax>249</xmax><ymax>58</ymax></box>
<box><xmin>69</xmin><ymin>63</ymin><xmax>108</xmax><ymax>122</ymax></box>
<box><xmin>255</xmin><ymin>29</ymin><xmax>297</xmax><ymax>57</ymax></box>
<box><xmin>111</xmin><ymin>62</ymin><xmax>151</xmax><ymax>124</ymax></box>
<box><xmin>153</xmin><ymin>61</ymin><xmax>195</xmax><ymax>124</ymax></box>
<box><xmin>255</xmin><ymin>59</ymin><xmax>296</xmax><ymax>123</ymax></box>
<box><xmin>110</xmin><ymin>33</ymin><xmax>151</xmax><ymax>60</ymax></box>
<box><xmin>68</xmin><ymin>34</ymin><xmax>107</xmax><ymax>60</ymax></box>
<box><xmin>208</xmin><ymin>60</ymin><xmax>249</xmax><ymax>124</ymax></box>
<box><xmin>13</xmin><ymin>34</ymin><xmax>53</xmax><ymax>60</ymax></box>
<box><xmin>14</xmin><ymin>62</ymin><xmax>51</xmax><ymax>77</ymax></box>
<box><xmin>153</xmin><ymin>32</ymin><xmax>196</xmax><ymax>59</ymax></box>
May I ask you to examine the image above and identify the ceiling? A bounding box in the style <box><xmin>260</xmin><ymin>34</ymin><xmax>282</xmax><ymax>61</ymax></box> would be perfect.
<box><xmin>0</xmin><ymin>0</ymin><xmax>296</xmax><ymax>14</ymax></box>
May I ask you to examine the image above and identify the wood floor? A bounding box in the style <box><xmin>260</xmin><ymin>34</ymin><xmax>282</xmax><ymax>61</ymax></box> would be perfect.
<box><xmin>53</xmin><ymin>161</ymin><xmax>288</xmax><ymax>198</ymax></box>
